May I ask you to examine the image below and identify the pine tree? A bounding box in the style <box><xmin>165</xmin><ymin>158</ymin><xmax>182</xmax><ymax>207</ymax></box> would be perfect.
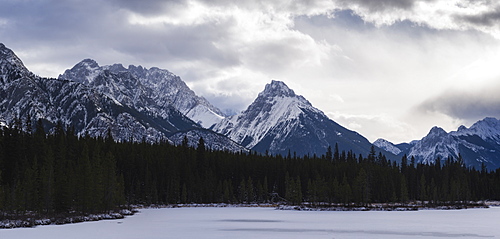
<box><xmin>341</xmin><ymin>175</ymin><xmax>352</xmax><ymax>205</ymax></box>
<box><xmin>325</xmin><ymin>146</ymin><xmax>333</xmax><ymax>160</ymax></box>
<box><xmin>238</xmin><ymin>178</ymin><xmax>247</xmax><ymax>203</ymax></box>
<box><xmin>419</xmin><ymin>174</ymin><xmax>427</xmax><ymax>201</ymax></box>
<box><xmin>400</xmin><ymin>175</ymin><xmax>409</xmax><ymax>203</ymax></box>
<box><xmin>354</xmin><ymin>168</ymin><xmax>370</xmax><ymax>205</ymax></box>
<box><xmin>246</xmin><ymin>177</ymin><xmax>255</xmax><ymax>203</ymax></box>
<box><xmin>368</xmin><ymin>145</ymin><xmax>376</xmax><ymax>161</ymax></box>
<box><xmin>334</xmin><ymin>143</ymin><xmax>340</xmax><ymax>161</ymax></box>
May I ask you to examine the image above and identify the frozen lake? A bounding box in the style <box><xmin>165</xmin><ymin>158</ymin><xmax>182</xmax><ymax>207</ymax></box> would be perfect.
<box><xmin>1</xmin><ymin>206</ymin><xmax>498</xmax><ymax>239</ymax></box>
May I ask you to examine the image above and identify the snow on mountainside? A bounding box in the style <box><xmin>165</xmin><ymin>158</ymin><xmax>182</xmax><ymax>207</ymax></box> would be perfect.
<box><xmin>408</xmin><ymin>126</ymin><xmax>459</xmax><ymax>164</ymax></box>
<box><xmin>212</xmin><ymin>80</ymin><xmax>388</xmax><ymax>158</ymax></box>
<box><xmin>213</xmin><ymin>80</ymin><xmax>320</xmax><ymax>149</ymax></box>
<box><xmin>59</xmin><ymin>60</ymin><xmax>225</xmax><ymax>128</ymax></box>
<box><xmin>0</xmin><ymin>43</ymin><xmax>203</xmax><ymax>143</ymax></box>
<box><xmin>373</xmin><ymin>138</ymin><xmax>402</xmax><ymax>155</ymax></box>
<box><xmin>454</xmin><ymin>117</ymin><xmax>500</xmax><ymax>142</ymax></box>
<box><xmin>385</xmin><ymin>118</ymin><xmax>500</xmax><ymax>170</ymax></box>
<box><xmin>0</xmin><ymin>43</ymin><xmax>32</xmax><ymax>84</ymax></box>
<box><xmin>169</xmin><ymin>129</ymin><xmax>248</xmax><ymax>152</ymax></box>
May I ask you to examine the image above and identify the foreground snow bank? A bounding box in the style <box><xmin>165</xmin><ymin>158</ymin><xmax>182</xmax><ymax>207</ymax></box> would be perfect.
<box><xmin>0</xmin><ymin>209</ymin><xmax>135</xmax><ymax>229</ymax></box>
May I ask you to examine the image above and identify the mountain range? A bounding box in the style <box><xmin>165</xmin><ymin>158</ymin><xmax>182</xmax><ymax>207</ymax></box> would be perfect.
<box><xmin>374</xmin><ymin>117</ymin><xmax>500</xmax><ymax>169</ymax></box>
<box><xmin>0</xmin><ymin>43</ymin><xmax>242</xmax><ymax>152</ymax></box>
<box><xmin>3</xmin><ymin>42</ymin><xmax>500</xmax><ymax>169</ymax></box>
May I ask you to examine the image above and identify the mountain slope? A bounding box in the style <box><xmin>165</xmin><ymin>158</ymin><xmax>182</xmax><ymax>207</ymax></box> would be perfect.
<box><xmin>59</xmin><ymin>60</ymin><xmax>225</xmax><ymax>128</ymax></box>
<box><xmin>0</xmin><ymin>43</ymin><xmax>202</xmax><ymax>143</ymax></box>
<box><xmin>378</xmin><ymin>117</ymin><xmax>500</xmax><ymax>170</ymax></box>
<box><xmin>212</xmin><ymin>80</ymin><xmax>385</xmax><ymax>157</ymax></box>
<box><xmin>169</xmin><ymin>128</ymin><xmax>248</xmax><ymax>152</ymax></box>
<box><xmin>373</xmin><ymin>138</ymin><xmax>402</xmax><ymax>155</ymax></box>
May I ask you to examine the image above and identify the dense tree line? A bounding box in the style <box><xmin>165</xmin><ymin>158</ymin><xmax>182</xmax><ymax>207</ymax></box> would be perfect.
<box><xmin>2</xmin><ymin>119</ymin><xmax>500</xmax><ymax>217</ymax></box>
<box><xmin>0</xmin><ymin>120</ymin><xmax>125</xmax><ymax>215</ymax></box>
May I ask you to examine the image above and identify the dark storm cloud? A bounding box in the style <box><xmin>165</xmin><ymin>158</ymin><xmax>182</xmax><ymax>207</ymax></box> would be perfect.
<box><xmin>455</xmin><ymin>7</ymin><xmax>500</xmax><ymax>27</ymax></box>
<box><xmin>418</xmin><ymin>85</ymin><xmax>500</xmax><ymax>121</ymax></box>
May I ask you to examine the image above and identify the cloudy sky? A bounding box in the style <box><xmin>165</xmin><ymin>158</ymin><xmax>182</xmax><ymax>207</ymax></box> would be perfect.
<box><xmin>2</xmin><ymin>0</ymin><xmax>500</xmax><ymax>143</ymax></box>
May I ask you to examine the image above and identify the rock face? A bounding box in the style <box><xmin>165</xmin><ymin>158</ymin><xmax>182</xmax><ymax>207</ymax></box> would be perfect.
<box><xmin>1</xmin><ymin>44</ymin><xmax>200</xmax><ymax>142</ymax></box>
<box><xmin>373</xmin><ymin>138</ymin><xmax>402</xmax><ymax>156</ymax></box>
<box><xmin>59</xmin><ymin>59</ymin><xmax>225</xmax><ymax>129</ymax></box>
<box><xmin>0</xmin><ymin>43</ymin><xmax>244</xmax><ymax>152</ymax></box>
<box><xmin>377</xmin><ymin>117</ymin><xmax>500</xmax><ymax>169</ymax></box>
<box><xmin>212</xmin><ymin>80</ymin><xmax>382</xmax><ymax>157</ymax></box>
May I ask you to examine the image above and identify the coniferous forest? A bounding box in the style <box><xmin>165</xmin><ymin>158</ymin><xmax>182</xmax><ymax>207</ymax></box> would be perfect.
<box><xmin>2</xmin><ymin>119</ymin><xmax>500</xmax><ymax>218</ymax></box>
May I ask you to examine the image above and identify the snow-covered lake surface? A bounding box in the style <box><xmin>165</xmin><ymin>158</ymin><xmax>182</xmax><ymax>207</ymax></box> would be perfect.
<box><xmin>1</xmin><ymin>206</ymin><xmax>499</xmax><ymax>239</ymax></box>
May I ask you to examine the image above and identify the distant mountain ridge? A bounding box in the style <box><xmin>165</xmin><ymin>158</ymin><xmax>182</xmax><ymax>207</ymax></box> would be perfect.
<box><xmin>0</xmin><ymin>43</ymin><xmax>243</xmax><ymax>152</ymax></box>
<box><xmin>374</xmin><ymin>117</ymin><xmax>500</xmax><ymax>169</ymax></box>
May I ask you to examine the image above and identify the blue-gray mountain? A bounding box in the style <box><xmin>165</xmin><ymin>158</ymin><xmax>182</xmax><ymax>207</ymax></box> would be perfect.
<box><xmin>59</xmin><ymin>59</ymin><xmax>225</xmax><ymax>129</ymax></box>
<box><xmin>374</xmin><ymin>117</ymin><xmax>500</xmax><ymax>170</ymax></box>
<box><xmin>211</xmin><ymin>80</ymin><xmax>393</xmax><ymax>158</ymax></box>
<box><xmin>0</xmin><ymin>43</ymin><xmax>242</xmax><ymax>152</ymax></box>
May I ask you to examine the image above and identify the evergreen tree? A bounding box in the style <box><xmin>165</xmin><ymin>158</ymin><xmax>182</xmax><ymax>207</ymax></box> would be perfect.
<box><xmin>246</xmin><ymin>177</ymin><xmax>255</xmax><ymax>203</ymax></box>
<box><xmin>400</xmin><ymin>175</ymin><xmax>409</xmax><ymax>203</ymax></box>
<box><xmin>334</xmin><ymin>143</ymin><xmax>340</xmax><ymax>161</ymax></box>
<box><xmin>325</xmin><ymin>146</ymin><xmax>333</xmax><ymax>160</ymax></box>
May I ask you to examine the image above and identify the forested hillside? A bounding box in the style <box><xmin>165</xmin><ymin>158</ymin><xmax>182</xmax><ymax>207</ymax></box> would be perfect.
<box><xmin>1</xmin><ymin>119</ymin><xmax>500</xmax><ymax>217</ymax></box>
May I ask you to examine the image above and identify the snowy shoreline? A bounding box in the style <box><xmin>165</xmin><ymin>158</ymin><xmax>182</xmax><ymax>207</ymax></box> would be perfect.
<box><xmin>0</xmin><ymin>209</ymin><xmax>135</xmax><ymax>229</ymax></box>
<box><xmin>159</xmin><ymin>201</ymin><xmax>496</xmax><ymax>211</ymax></box>
<box><xmin>1</xmin><ymin>201</ymin><xmax>497</xmax><ymax>229</ymax></box>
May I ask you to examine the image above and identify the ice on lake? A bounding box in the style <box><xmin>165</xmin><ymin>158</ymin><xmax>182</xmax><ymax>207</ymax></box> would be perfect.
<box><xmin>1</xmin><ymin>206</ymin><xmax>499</xmax><ymax>239</ymax></box>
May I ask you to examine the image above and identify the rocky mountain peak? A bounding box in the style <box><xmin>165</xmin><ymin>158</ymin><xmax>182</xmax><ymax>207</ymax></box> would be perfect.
<box><xmin>212</xmin><ymin>79</ymin><xmax>379</xmax><ymax>158</ymax></box>
<box><xmin>107</xmin><ymin>63</ymin><xmax>127</xmax><ymax>73</ymax></box>
<box><xmin>373</xmin><ymin>138</ymin><xmax>402</xmax><ymax>155</ymax></box>
<box><xmin>473</xmin><ymin>117</ymin><xmax>500</xmax><ymax>129</ymax></box>
<box><xmin>0</xmin><ymin>43</ymin><xmax>30</xmax><ymax>80</ymax></box>
<box><xmin>457</xmin><ymin>125</ymin><xmax>467</xmax><ymax>132</ymax></box>
<box><xmin>429</xmin><ymin>126</ymin><xmax>447</xmax><ymax>136</ymax></box>
<box><xmin>464</xmin><ymin>117</ymin><xmax>500</xmax><ymax>141</ymax></box>
<box><xmin>59</xmin><ymin>58</ymin><xmax>100</xmax><ymax>84</ymax></box>
<box><xmin>261</xmin><ymin>80</ymin><xmax>296</xmax><ymax>98</ymax></box>
<box><xmin>78</xmin><ymin>58</ymin><xmax>99</xmax><ymax>69</ymax></box>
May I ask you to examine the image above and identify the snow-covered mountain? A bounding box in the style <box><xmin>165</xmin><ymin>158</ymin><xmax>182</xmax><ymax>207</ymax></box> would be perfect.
<box><xmin>373</xmin><ymin>138</ymin><xmax>402</xmax><ymax>155</ymax></box>
<box><xmin>169</xmin><ymin>128</ymin><xmax>248</xmax><ymax>152</ymax></box>
<box><xmin>0</xmin><ymin>43</ymin><xmax>202</xmax><ymax>142</ymax></box>
<box><xmin>59</xmin><ymin>59</ymin><xmax>225</xmax><ymax>129</ymax></box>
<box><xmin>0</xmin><ymin>43</ymin><xmax>246</xmax><ymax>152</ymax></box>
<box><xmin>378</xmin><ymin>117</ymin><xmax>500</xmax><ymax>169</ymax></box>
<box><xmin>212</xmin><ymin>80</ymin><xmax>385</xmax><ymax>157</ymax></box>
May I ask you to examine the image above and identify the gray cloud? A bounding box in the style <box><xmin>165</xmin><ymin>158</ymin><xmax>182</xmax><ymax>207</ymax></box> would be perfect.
<box><xmin>111</xmin><ymin>21</ymin><xmax>241</xmax><ymax>69</ymax></box>
<box><xmin>417</xmin><ymin>84</ymin><xmax>500</xmax><ymax>122</ymax></box>
<box><xmin>339</xmin><ymin>0</ymin><xmax>418</xmax><ymax>11</ymax></box>
<box><xmin>109</xmin><ymin>0</ymin><xmax>185</xmax><ymax>15</ymax></box>
<box><xmin>455</xmin><ymin>7</ymin><xmax>500</xmax><ymax>27</ymax></box>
